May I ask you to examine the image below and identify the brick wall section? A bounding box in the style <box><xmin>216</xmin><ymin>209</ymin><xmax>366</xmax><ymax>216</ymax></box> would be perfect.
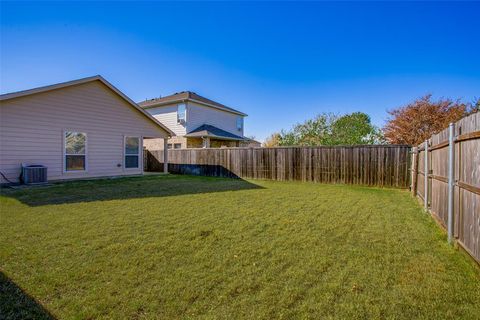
<box><xmin>210</xmin><ymin>139</ymin><xmax>239</xmax><ymax>148</ymax></box>
<box><xmin>145</xmin><ymin>137</ymin><xmax>240</xmax><ymax>150</ymax></box>
<box><xmin>144</xmin><ymin>137</ymin><xmax>187</xmax><ymax>150</ymax></box>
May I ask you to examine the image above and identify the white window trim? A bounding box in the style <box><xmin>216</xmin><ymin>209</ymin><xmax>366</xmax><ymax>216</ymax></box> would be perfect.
<box><xmin>63</xmin><ymin>130</ymin><xmax>88</xmax><ymax>174</ymax></box>
<box><xmin>177</xmin><ymin>103</ymin><xmax>187</xmax><ymax>124</ymax></box>
<box><xmin>123</xmin><ymin>135</ymin><xmax>142</xmax><ymax>171</ymax></box>
<box><xmin>236</xmin><ymin>116</ymin><xmax>243</xmax><ymax>131</ymax></box>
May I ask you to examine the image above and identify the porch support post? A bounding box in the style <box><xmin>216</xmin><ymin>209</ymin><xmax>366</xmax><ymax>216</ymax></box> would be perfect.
<box><xmin>202</xmin><ymin>137</ymin><xmax>210</xmax><ymax>148</ymax></box>
<box><xmin>447</xmin><ymin>123</ymin><xmax>455</xmax><ymax>244</ymax></box>
<box><xmin>163</xmin><ymin>138</ymin><xmax>169</xmax><ymax>173</ymax></box>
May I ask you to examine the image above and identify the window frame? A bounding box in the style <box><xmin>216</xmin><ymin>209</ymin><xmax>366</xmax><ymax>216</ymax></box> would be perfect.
<box><xmin>236</xmin><ymin>116</ymin><xmax>243</xmax><ymax>131</ymax></box>
<box><xmin>123</xmin><ymin>136</ymin><xmax>142</xmax><ymax>170</ymax></box>
<box><xmin>173</xmin><ymin>143</ymin><xmax>182</xmax><ymax>149</ymax></box>
<box><xmin>63</xmin><ymin>130</ymin><xmax>88</xmax><ymax>173</ymax></box>
<box><xmin>177</xmin><ymin>103</ymin><xmax>186</xmax><ymax>124</ymax></box>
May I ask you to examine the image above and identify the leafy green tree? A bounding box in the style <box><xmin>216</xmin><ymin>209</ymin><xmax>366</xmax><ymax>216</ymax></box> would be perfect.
<box><xmin>278</xmin><ymin>113</ymin><xmax>334</xmax><ymax>146</ymax></box>
<box><xmin>277</xmin><ymin>112</ymin><xmax>383</xmax><ymax>146</ymax></box>
<box><xmin>329</xmin><ymin>112</ymin><xmax>385</xmax><ymax>145</ymax></box>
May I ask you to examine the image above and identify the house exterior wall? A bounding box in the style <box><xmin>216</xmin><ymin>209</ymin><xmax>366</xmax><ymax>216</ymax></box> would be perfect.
<box><xmin>146</xmin><ymin>103</ymin><xmax>187</xmax><ymax>136</ymax></box>
<box><xmin>144</xmin><ymin>101</ymin><xmax>244</xmax><ymax>138</ymax></box>
<box><xmin>186</xmin><ymin>137</ymin><xmax>204</xmax><ymax>148</ymax></box>
<box><xmin>0</xmin><ymin>80</ymin><xmax>168</xmax><ymax>183</ymax></box>
<box><xmin>144</xmin><ymin>136</ymin><xmax>187</xmax><ymax>150</ymax></box>
<box><xmin>186</xmin><ymin>102</ymin><xmax>244</xmax><ymax>136</ymax></box>
<box><xmin>143</xmin><ymin>137</ymin><xmax>239</xmax><ymax>150</ymax></box>
<box><xmin>210</xmin><ymin>139</ymin><xmax>239</xmax><ymax>148</ymax></box>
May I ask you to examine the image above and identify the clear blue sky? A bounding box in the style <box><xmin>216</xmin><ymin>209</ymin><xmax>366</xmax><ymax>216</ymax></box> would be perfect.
<box><xmin>1</xmin><ymin>1</ymin><xmax>479</xmax><ymax>141</ymax></box>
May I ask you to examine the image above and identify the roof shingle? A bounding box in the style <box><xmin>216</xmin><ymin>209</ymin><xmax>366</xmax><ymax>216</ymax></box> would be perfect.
<box><xmin>138</xmin><ymin>91</ymin><xmax>247</xmax><ymax>116</ymax></box>
<box><xmin>185</xmin><ymin>124</ymin><xmax>246</xmax><ymax>141</ymax></box>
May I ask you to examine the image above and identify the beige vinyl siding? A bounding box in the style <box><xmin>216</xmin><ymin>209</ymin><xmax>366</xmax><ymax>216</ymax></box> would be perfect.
<box><xmin>146</xmin><ymin>103</ymin><xmax>187</xmax><ymax>136</ymax></box>
<box><xmin>0</xmin><ymin>80</ymin><xmax>168</xmax><ymax>183</ymax></box>
<box><xmin>186</xmin><ymin>102</ymin><xmax>244</xmax><ymax>136</ymax></box>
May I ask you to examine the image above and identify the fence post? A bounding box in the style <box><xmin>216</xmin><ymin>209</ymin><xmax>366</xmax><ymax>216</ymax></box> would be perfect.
<box><xmin>424</xmin><ymin>140</ymin><xmax>429</xmax><ymax>211</ymax></box>
<box><xmin>143</xmin><ymin>147</ymin><xmax>148</xmax><ymax>171</ymax></box>
<box><xmin>411</xmin><ymin>147</ymin><xmax>418</xmax><ymax>197</ymax></box>
<box><xmin>163</xmin><ymin>139</ymin><xmax>169</xmax><ymax>173</ymax></box>
<box><xmin>447</xmin><ymin>123</ymin><xmax>455</xmax><ymax>244</ymax></box>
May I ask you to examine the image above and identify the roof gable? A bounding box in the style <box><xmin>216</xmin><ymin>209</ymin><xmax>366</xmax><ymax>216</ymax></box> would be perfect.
<box><xmin>0</xmin><ymin>76</ymin><xmax>175</xmax><ymax>136</ymax></box>
<box><xmin>139</xmin><ymin>91</ymin><xmax>247</xmax><ymax>116</ymax></box>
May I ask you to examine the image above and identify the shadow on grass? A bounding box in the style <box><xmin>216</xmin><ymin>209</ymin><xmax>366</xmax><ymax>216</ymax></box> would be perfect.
<box><xmin>145</xmin><ymin>155</ymin><xmax>244</xmax><ymax>180</ymax></box>
<box><xmin>0</xmin><ymin>271</ymin><xmax>56</xmax><ymax>320</ymax></box>
<box><xmin>1</xmin><ymin>174</ymin><xmax>263</xmax><ymax>207</ymax></box>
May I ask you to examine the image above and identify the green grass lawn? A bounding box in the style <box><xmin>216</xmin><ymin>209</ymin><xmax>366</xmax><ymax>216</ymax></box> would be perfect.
<box><xmin>1</xmin><ymin>175</ymin><xmax>479</xmax><ymax>320</ymax></box>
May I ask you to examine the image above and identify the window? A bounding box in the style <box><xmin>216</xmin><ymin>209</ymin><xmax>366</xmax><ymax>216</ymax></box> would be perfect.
<box><xmin>174</xmin><ymin>143</ymin><xmax>182</xmax><ymax>149</ymax></box>
<box><xmin>65</xmin><ymin>131</ymin><xmax>86</xmax><ymax>171</ymax></box>
<box><xmin>167</xmin><ymin>143</ymin><xmax>173</xmax><ymax>149</ymax></box>
<box><xmin>177</xmin><ymin>104</ymin><xmax>186</xmax><ymax>124</ymax></box>
<box><xmin>236</xmin><ymin>116</ymin><xmax>243</xmax><ymax>131</ymax></box>
<box><xmin>125</xmin><ymin>137</ymin><xmax>140</xmax><ymax>169</ymax></box>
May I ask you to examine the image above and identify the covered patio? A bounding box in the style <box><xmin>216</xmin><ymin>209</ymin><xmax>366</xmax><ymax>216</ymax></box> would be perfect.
<box><xmin>185</xmin><ymin>124</ymin><xmax>247</xmax><ymax>148</ymax></box>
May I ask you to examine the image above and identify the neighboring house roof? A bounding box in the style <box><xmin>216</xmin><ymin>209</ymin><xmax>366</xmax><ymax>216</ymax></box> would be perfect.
<box><xmin>244</xmin><ymin>138</ymin><xmax>262</xmax><ymax>145</ymax></box>
<box><xmin>0</xmin><ymin>75</ymin><xmax>175</xmax><ymax>137</ymax></box>
<box><xmin>139</xmin><ymin>91</ymin><xmax>247</xmax><ymax>116</ymax></box>
<box><xmin>185</xmin><ymin>124</ymin><xmax>246</xmax><ymax>141</ymax></box>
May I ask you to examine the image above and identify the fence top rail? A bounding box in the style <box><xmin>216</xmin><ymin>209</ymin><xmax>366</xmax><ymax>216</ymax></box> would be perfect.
<box><xmin>161</xmin><ymin>144</ymin><xmax>411</xmax><ymax>151</ymax></box>
<box><xmin>415</xmin><ymin>129</ymin><xmax>480</xmax><ymax>150</ymax></box>
<box><xmin>422</xmin><ymin>112</ymin><xmax>479</xmax><ymax>147</ymax></box>
<box><xmin>457</xmin><ymin>130</ymin><xmax>480</xmax><ymax>142</ymax></box>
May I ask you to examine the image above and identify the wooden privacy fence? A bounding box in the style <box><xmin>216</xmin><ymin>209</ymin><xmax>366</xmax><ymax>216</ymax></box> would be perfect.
<box><xmin>411</xmin><ymin>112</ymin><xmax>480</xmax><ymax>263</ymax></box>
<box><xmin>145</xmin><ymin>145</ymin><xmax>411</xmax><ymax>188</ymax></box>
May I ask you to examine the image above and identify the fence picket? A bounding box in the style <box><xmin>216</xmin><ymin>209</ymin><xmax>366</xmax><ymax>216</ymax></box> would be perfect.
<box><xmin>410</xmin><ymin>112</ymin><xmax>480</xmax><ymax>263</ymax></box>
<box><xmin>145</xmin><ymin>145</ymin><xmax>411</xmax><ymax>188</ymax></box>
